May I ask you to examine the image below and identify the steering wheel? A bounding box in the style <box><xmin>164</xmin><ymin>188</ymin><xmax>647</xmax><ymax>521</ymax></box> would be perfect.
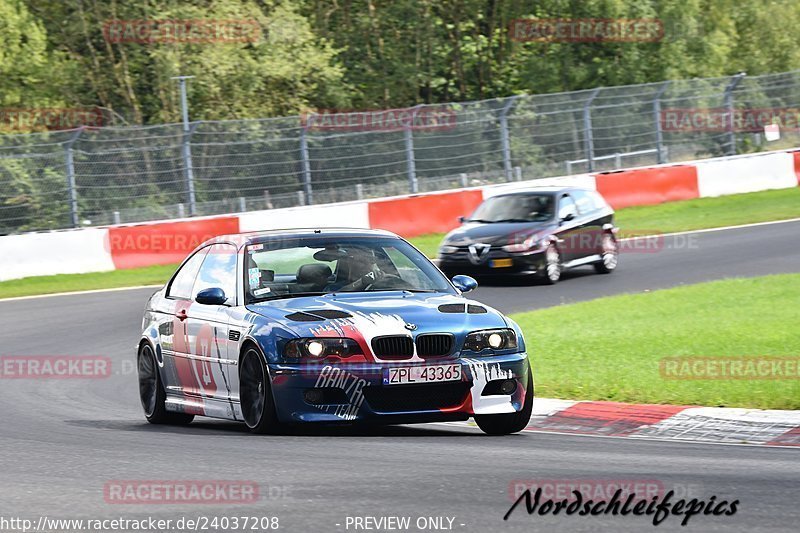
<box><xmin>338</xmin><ymin>267</ymin><xmax>408</xmax><ymax>292</ymax></box>
<box><xmin>364</xmin><ymin>273</ymin><xmax>407</xmax><ymax>291</ymax></box>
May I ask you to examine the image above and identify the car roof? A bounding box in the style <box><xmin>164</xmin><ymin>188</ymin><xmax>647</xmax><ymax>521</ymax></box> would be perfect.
<box><xmin>489</xmin><ymin>186</ymin><xmax>593</xmax><ymax>197</ymax></box>
<box><xmin>208</xmin><ymin>227</ymin><xmax>399</xmax><ymax>247</ymax></box>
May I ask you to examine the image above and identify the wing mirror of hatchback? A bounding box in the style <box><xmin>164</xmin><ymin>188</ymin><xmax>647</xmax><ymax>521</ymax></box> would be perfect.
<box><xmin>458</xmin><ymin>215</ymin><xmax>466</xmax><ymax>223</ymax></box>
<box><xmin>451</xmin><ymin>274</ymin><xmax>478</xmax><ymax>293</ymax></box>
<box><xmin>195</xmin><ymin>287</ymin><xmax>228</xmax><ymax>306</ymax></box>
<box><xmin>560</xmin><ymin>212</ymin><xmax>576</xmax><ymax>224</ymax></box>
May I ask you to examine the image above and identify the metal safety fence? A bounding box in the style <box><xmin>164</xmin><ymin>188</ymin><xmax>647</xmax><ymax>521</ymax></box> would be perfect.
<box><xmin>2</xmin><ymin>70</ymin><xmax>800</xmax><ymax>234</ymax></box>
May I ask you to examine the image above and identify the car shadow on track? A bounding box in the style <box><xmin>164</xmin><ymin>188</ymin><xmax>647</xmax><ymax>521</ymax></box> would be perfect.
<box><xmin>472</xmin><ymin>268</ymin><xmax>595</xmax><ymax>286</ymax></box>
<box><xmin>65</xmin><ymin>418</ymin><xmax>483</xmax><ymax>438</ymax></box>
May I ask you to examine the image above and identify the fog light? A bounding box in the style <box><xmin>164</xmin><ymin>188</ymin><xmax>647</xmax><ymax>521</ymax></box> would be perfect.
<box><xmin>307</xmin><ymin>340</ymin><xmax>324</xmax><ymax>357</ymax></box>
<box><xmin>304</xmin><ymin>389</ymin><xmax>325</xmax><ymax>405</ymax></box>
<box><xmin>499</xmin><ymin>379</ymin><xmax>517</xmax><ymax>395</ymax></box>
<box><xmin>488</xmin><ymin>333</ymin><xmax>504</xmax><ymax>348</ymax></box>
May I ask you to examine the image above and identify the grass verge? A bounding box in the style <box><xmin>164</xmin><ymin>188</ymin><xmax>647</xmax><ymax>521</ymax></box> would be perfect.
<box><xmin>2</xmin><ymin>186</ymin><xmax>799</xmax><ymax>299</ymax></box>
<box><xmin>0</xmin><ymin>264</ymin><xmax>176</xmax><ymax>299</ymax></box>
<box><xmin>511</xmin><ymin>274</ymin><xmax>800</xmax><ymax>410</ymax></box>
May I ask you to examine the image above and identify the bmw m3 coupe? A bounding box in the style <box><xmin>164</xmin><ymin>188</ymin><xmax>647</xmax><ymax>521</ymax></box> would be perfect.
<box><xmin>137</xmin><ymin>229</ymin><xmax>533</xmax><ymax>435</ymax></box>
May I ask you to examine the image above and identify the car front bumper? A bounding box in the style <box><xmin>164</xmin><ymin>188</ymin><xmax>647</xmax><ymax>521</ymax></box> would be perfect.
<box><xmin>439</xmin><ymin>249</ymin><xmax>547</xmax><ymax>277</ymax></box>
<box><xmin>268</xmin><ymin>353</ymin><xmax>531</xmax><ymax>424</ymax></box>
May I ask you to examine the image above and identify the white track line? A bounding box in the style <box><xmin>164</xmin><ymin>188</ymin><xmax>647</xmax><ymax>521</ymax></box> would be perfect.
<box><xmin>3</xmin><ymin>216</ymin><xmax>800</xmax><ymax>303</ymax></box>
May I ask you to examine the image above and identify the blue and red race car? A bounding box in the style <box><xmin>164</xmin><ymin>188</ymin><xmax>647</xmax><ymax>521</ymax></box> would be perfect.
<box><xmin>137</xmin><ymin>228</ymin><xmax>533</xmax><ymax>435</ymax></box>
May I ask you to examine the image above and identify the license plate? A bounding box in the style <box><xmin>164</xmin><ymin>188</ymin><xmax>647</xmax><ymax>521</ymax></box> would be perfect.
<box><xmin>490</xmin><ymin>258</ymin><xmax>513</xmax><ymax>268</ymax></box>
<box><xmin>383</xmin><ymin>364</ymin><xmax>462</xmax><ymax>385</ymax></box>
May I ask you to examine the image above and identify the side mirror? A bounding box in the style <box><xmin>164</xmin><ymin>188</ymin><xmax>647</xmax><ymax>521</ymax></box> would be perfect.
<box><xmin>451</xmin><ymin>275</ymin><xmax>478</xmax><ymax>293</ymax></box>
<box><xmin>196</xmin><ymin>287</ymin><xmax>227</xmax><ymax>306</ymax></box>
<box><xmin>458</xmin><ymin>216</ymin><xmax>466</xmax><ymax>223</ymax></box>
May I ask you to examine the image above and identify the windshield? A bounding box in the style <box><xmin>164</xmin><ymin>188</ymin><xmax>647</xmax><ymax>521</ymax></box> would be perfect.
<box><xmin>467</xmin><ymin>194</ymin><xmax>555</xmax><ymax>223</ymax></box>
<box><xmin>244</xmin><ymin>236</ymin><xmax>454</xmax><ymax>303</ymax></box>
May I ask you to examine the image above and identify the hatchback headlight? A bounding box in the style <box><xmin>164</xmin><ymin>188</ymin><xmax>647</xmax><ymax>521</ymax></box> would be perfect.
<box><xmin>284</xmin><ymin>338</ymin><xmax>363</xmax><ymax>360</ymax></box>
<box><xmin>463</xmin><ymin>329</ymin><xmax>518</xmax><ymax>353</ymax></box>
<box><xmin>439</xmin><ymin>244</ymin><xmax>458</xmax><ymax>254</ymax></box>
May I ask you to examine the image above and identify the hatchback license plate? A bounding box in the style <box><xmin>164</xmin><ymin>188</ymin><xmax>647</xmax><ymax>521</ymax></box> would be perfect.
<box><xmin>491</xmin><ymin>258</ymin><xmax>513</xmax><ymax>268</ymax></box>
<box><xmin>384</xmin><ymin>364</ymin><xmax>462</xmax><ymax>385</ymax></box>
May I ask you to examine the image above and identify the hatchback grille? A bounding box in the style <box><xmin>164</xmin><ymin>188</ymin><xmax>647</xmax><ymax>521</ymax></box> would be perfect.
<box><xmin>371</xmin><ymin>336</ymin><xmax>414</xmax><ymax>359</ymax></box>
<box><xmin>416</xmin><ymin>334</ymin><xmax>454</xmax><ymax>358</ymax></box>
<box><xmin>363</xmin><ymin>382</ymin><xmax>470</xmax><ymax>412</ymax></box>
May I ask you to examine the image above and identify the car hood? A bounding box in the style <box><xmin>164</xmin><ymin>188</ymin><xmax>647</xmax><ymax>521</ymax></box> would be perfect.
<box><xmin>245</xmin><ymin>291</ymin><xmax>509</xmax><ymax>337</ymax></box>
<box><xmin>445</xmin><ymin>220</ymin><xmax>557</xmax><ymax>246</ymax></box>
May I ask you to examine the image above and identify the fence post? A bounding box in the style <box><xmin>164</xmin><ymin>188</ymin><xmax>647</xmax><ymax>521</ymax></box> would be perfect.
<box><xmin>405</xmin><ymin>106</ymin><xmax>419</xmax><ymax>193</ymax></box>
<box><xmin>299</xmin><ymin>128</ymin><xmax>313</xmax><ymax>205</ymax></box>
<box><xmin>355</xmin><ymin>183</ymin><xmax>364</xmax><ymax>200</ymax></box>
<box><xmin>653</xmin><ymin>81</ymin><xmax>670</xmax><ymax>164</ymax></box>
<box><xmin>181</xmin><ymin>122</ymin><xmax>199</xmax><ymax>216</ymax></box>
<box><xmin>63</xmin><ymin>127</ymin><xmax>85</xmax><ymax>228</ymax></box>
<box><xmin>500</xmin><ymin>96</ymin><xmax>519</xmax><ymax>181</ymax></box>
<box><xmin>583</xmin><ymin>88</ymin><xmax>600</xmax><ymax>172</ymax></box>
<box><xmin>724</xmin><ymin>73</ymin><xmax>746</xmax><ymax>156</ymax></box>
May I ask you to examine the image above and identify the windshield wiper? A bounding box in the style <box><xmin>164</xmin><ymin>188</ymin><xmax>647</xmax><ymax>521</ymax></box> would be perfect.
<box><xmin>363</xmin><ymin>288</ymin><xmax>441</xmax><ymax>293</ymax></box>
<box><xmin>490</xmin><ymin>218</ymin><xmax>533</xmax><ymax>223</ymax></box>
<box><xmin>251</xmin><ymin>291</ymin><xmax>326</xmax><ymax>302</ymax></box>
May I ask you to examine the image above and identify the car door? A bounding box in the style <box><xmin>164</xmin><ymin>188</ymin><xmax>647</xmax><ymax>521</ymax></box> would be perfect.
<box><xmin>184</xmin><ymin>243</ymin><xmax>239</xmax><ymax>401</ymax></box>
<box><xmin>160</xmin><ymin>246</ymin><xmax>210</xmax><ymax>397</ymax></box>
<box><xmin>555</xmin><ymin>194</ymin><xmax>582</xmax><ymax>262</ymax></box>
<box><xmin>571</xmin><ymin>189</ymin><xmax>603</xmax><ymax>259</ymax></box>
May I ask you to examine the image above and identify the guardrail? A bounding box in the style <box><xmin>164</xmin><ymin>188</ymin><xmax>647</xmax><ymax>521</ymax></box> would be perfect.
<box><xmin>1</xmin><ymin>148</ymin><xmax>797</xmax><ymax>283</ymax></box>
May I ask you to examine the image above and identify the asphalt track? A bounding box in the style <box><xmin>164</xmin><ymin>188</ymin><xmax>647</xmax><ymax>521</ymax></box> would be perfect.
<box><xmin>1</xmin><ymin>220</ymin><xmax>799</xmax><ymax>532</ymax></box>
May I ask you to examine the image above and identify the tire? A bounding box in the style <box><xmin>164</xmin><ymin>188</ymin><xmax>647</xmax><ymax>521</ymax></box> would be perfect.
<box><xmin>137</xmin><ymin>343</ymin><xmax>194</xmax><ymax>425</ymax></box>
<box><xmin>239</xmin><ymin>345</ymin><xmax>280</xmax><ymax>434</ymax></box>
<box><xmin>594</xmin><ymin>233</ymin><xmax>619</xmax><ymax>274</ymax></box>
<box><xmin>540</xmin><ymin>243</ymin><xmax>561</xmax><ymax>284</ymax></box>
<box><xmin>474</xmin><ymin>364</ymin><xmax>534</xmax><ymax>436</ymax></box>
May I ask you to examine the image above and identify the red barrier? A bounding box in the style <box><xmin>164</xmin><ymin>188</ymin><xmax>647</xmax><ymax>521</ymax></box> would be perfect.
<box><xmin>367</xmin><ymin>190</ymin><xmax>484</xmax><ymax>238</ymax></box>
<box><xmin>108</xmin><ymin>217</ymin><xmax>240</xmax><ymax>269</ymax></box>
<box><xmin>792</xmin><ymin>151</ymin><xmax>800</xmax><ymax>185</ymax></box>
<box><xmin>595</xmin><ymin>165</ymin><xmax>699</xmax><ymax>209</ymax></box>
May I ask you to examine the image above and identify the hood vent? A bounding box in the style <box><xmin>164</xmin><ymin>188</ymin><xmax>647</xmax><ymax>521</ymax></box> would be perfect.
<box><xmin>437</xmin><ymin>303</ymin><xmax>487</xmax><ymax>314</ymax></box>
<box><xmin>286</xmin><ymin>309</ymin><xmax>352</xmax><ymax>322</ymax></box>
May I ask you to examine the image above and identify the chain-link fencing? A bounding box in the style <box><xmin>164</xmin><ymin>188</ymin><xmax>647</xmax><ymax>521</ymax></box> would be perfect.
<box><xmin>2</xmin><ymin>70</ymin><xmax>800</xmax><ymax>234</ymax></box>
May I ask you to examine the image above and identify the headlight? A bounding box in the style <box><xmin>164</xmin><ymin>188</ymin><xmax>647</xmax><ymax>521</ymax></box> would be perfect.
<box><xmin>463</xmin><ymin>329</ymin><xmax>518</xmax><ymax>353</ymax></box>
<box><xmin>502</xmin><ymin>236</ymin><xmax>540</xmax><ymax>253</ymax></box>
<box><xmin>284</xmin><ymin>338</ymin><xmax>363</xmax><ymax>360</ymax></box>
<box><xmin>439</xmin><ymin>244</ymin><xmax>458</xmax><ymax>254</ymax></box>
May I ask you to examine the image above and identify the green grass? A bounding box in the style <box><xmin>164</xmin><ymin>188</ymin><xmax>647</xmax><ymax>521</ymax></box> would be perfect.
<box><xmin>2</xmin><ymin>186</ymin><xmax>800</xmax><ymax>299</ymax></box>
<box><xmin>407</xmin><ymin>233</ymin><xmax>447</xmax><ymax>259</ymax></box>
<box><xmin>0</xmin><ymin>264</ymin><xmax>177</xmax><ymax>299</ymax></box>
<box><xmin>615</xmin><ymin>186</ymin><xmax>800</xmax><ymax>234</ymax></box>
<box><xmin>511</xmin><ymin>274</ymin><xmax>800</xmax><ymax>410</ymax></box>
